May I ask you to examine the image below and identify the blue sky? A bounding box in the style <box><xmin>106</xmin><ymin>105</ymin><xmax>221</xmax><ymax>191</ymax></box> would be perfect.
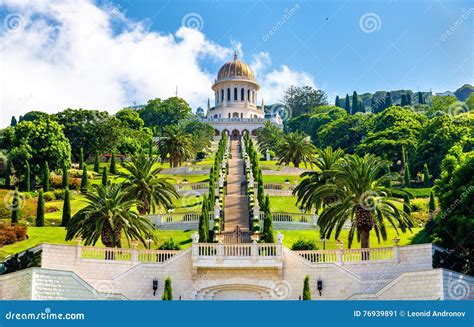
<box><xmin>0</xmin><ymin>0</ymin><xmax>472</xmax><ymax>126</ymax></box>
<box><xmin>107</xmin><ymin>0</ymin><xmax>473</xmax><ymax>96</ymax></box>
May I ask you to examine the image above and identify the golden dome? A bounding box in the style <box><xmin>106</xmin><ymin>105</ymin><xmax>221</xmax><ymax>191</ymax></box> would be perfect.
<box><xmin>216</xmin><ymin>52</ymin><xmax>255</xmax><ymax>82</ymax></box>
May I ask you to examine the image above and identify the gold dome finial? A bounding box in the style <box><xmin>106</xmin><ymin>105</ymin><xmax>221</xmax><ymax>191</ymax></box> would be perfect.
<box><xmin>233</xmin><ymin>51</ymin><xmax>237</xmax><ymax>60</ymax></box>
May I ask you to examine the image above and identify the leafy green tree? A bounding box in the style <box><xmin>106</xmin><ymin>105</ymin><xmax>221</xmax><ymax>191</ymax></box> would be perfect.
<box><xmin>61</xmin><ymin>188</ymin><xmax>71</xmax><ymax>227</ymax></box>
<box><xmin>10</xmin><ymin>116</ymin><xmax>17</xmax><ymax>127</ymax></box>
<box><xmin>303</xmin><ymin>275</ymin><xmax>311</xmax><ymax>300</ymax></box>
<box><xmin>466</xmin><ymin>93</ymin><xmax>474</xmax><ymax>111</ymax></box>
<box><xmin>182</xmin><ymin>119</ymin><xmax>215</xmax><ymax>156</ymax></box>
<box><xmin>294</xmin><ymin>147</ymin><xmax>345</xmax><ymax>212</ymax></box>
<box><xmin>79</xmin><ymin>147</ymin><xmax>84</xmax><ymax>170</ymax></box>
<box><xmin>93</xmin><ymin>151</ymin><xmax>100</xmax><ymax>173</ymax></box>
<box><xmin>42</xmin><ymin>162</ymin><xmax>50</xmax><ymax>192</ymax></box>
<box><xmin>351</xmin><ymin>91</ymin><xmax>359</xmax><ymax>114</ymax></box>
<box><xmin>157</xmin><ymin>125</ymin><xmax>193</xmax><ymax>167</ymax></box>
<box><xmin>148</xmin><ymin>139</ymin><xmax>154</xmax><ymax>157</ymax></box>
<box><xmin>7</xmin><ymin>119</ymin><xmax>71</xmax><ymax>176</ymax></box>
<box><xmin>110</xmin><ymin>152</ymin><xmax>117</xmax><ymax>174</ymax></box>
<box><xmin>115</xmin><ymin>108</ymin><xmax>144</xmax><ymax>130</ymax></box>
<box><xmin>119</xmin><ymin>153</ymin><xmax>179</xmax><ymax>214</ymax></box>
<box><xmin>261</xmin><ymin>195</ymin><xmax>275</xmax><ymax>243</ymax></box>
<box><xmin>117</xmin><ymin>136</ymin><xmax>141</xmax><ymax>156</ymax></box>
<box><xmin>80</xmin><ymin>164</ymin><xmax>89</xmax><ymax>193</ymax></box>
<box><xmin>311</xmin><ymin>154</ymin><xmax>413</xmax><ymax>248</ymax></box>
<box><xmin>276</xmin><ymin>132</ymin><xmax>316</xmax><ymax>168</ymax></box>
<box><xmin>162</xmin><ymin>276</ymin><xmax>173</xmax><ymax>300</ymax></box>
<box><xmin>101</xmin><ymin>167</ymin><xmax>108</xmax><ymax>186</ymax></box>
<box><xmin>11</xmin><ymin>188</ymin><xmax>20</xmax><ymax>224</ymax></box>
<box><xmin>66</xmin><ymin>184</ymin><xmax>156</xmax><ymax>248</ymax></box>
<box><xmin>423</xmin><ymin>163</ymin><xmax>431</xmax><ymax>187</ymax></box>
<box><xmin>344</xmin><ymin>94</ymin><xmax>351</xmax><ymax>113</ymax></box>
<box><xmin>430</xmin><ymin>95</ymin><xmax>457</xmax><ymax>114</ymax></box>
<box><xmin>62</xmin><ymin>162</ymin><xmax>68</xmax><ymax>189</ymax></box>
<box><xmin>22</xmin><ymin>111</ymin><xmax>49</xmax><ymax>122</ymax></box>
<box><xmin>36</xmin><ymin>189</ymin><xmax>45</xmax><ymax>227</ymax></box>
<box><xmin>415</xmin><ymin>115</ymin><xmax>468</xmax><ymax>178</ymax></box>
<box><xmin>282</xmin><ymin>86</ymin><xmax>328</xmax><ymax>117</ymax></box>
<box><xmin>24</xmin><ymin>161</ymin><xmax>30</xmax><ymax>192</ymax></box>
<box><xmin>139</xmin><ymin>97</ymin><xmax>192</xmax><ymax>134</ymax></box>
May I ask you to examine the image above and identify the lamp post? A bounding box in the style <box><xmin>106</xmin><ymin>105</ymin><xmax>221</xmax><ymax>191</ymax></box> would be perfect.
<box><xmin>320</xmin><ymin>237</ymin><xmax>327</xmax><ymax>250</ymax></box>
<box><xmin>145</xmin><ymin>239</ymin><xmax>154</xmax><ymax>250</ymax></box>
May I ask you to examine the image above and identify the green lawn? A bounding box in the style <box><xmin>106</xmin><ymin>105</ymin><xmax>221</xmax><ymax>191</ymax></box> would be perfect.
<box><xmin>269</xmin><ymin>196</ymin><xmax>301</xmax><ymax>212</ymax></box>
<box><xmin>0</xmin><ymin>227</ymin><xmax>194</xmax><ymax>259</ymax></box>
<box><xmin>278</xmin><ymin>227</ymin><xmax>423</xmax><ymax>250</ymax></box>
<box><xmin>262</xmin><ymin>175</ymin><xmax>302</xmax><ymax>184</ymax></box>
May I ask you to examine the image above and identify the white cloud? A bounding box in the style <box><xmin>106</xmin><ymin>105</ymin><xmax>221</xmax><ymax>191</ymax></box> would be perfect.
<box><xmin>0</xmin><ymin>0</ymin><xmax>315</xmax><ymax>127</ymax></box>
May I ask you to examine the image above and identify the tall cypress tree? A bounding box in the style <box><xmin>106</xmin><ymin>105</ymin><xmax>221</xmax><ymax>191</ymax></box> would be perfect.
<box><xmin>418</xmin><ymin>92</ymin><xmax>424</xmax><ymax>105</ymax></box>
<box><xmin>385</xmin><ymin>92</ymin><xmax>392</xmax><ymax>109</ymax></box>
<box><xmin>402</xmin><ymin>146</ymin><xmax>410</xmax><ymax>187</ymax></box>
<box><xmin>303</xmin><ymin>275</ymin><xmax>311</xmax><ymax>300</ymax></box>
<box><xmin>61</xmin><ymin>188</ymin><xmax>71</xmax><ymax>227</ymax></box>
<box><xmin>344</xmin><ymin>94</ymin><xmax>351</xmax><ymax>114</ymax></box>
<box><xmin>36</xmin><ymin>189</ymin><xmax>45</xmax><ymax>227</ymax></box>
<box><xmin>429</xmin><ymin>191</ymin><xmax>436</xmax><ymax>213</ymax></box>
<box><xmin>198</xmin><ymin>195</ymin><xmax>209</xmax><ymax>242</ymax></box>
<box><xmin>401</xmin><ymin>94</ymin><xmax>407</xmax><ymax>106</ymax></box>
<box><xmin>62</xmin><ymin>162</ymin><xmax>68</xmax><ymax>189</ymax></box>
<box><xmin>11</xmin><ymin>188</ymin><xmax>20</xmax><ymax>224</ymax></box>
<box><xmin>80</xmin><ymin>164</ymin><xmax>89</xmax><ymax>193</ymax></box>
<box><xmin>5</xmin><ymin>160</ymin><xmax>11</xmax><ymax>189</ymax></box>
<box><xmin>335</xmin><ymin>95</ymin><xmax>340</xmax><ymax>107</ymax></box>
<box><xmin>10</xmin><ymin>116</ymin><xmax>17</xmax><ymax>127</ymax></box>
<box><xmin>94</xmin><ymin>151</ymin><xmax>100</xmax><ymax>173</ymax></box>
<box><xmin>406</xmin><ymin>93</ymin><xmax>412</xmax><ymax>106</ymax></box>
<box><xmin>423</xmin><ymin>163</ymin><xmax>431</xmax><ymax>187</ymax></box>
<box><xmin>24</xmin><ymin>161</ymin><xmax>30</xmax><ymax>192</ymax></box>
<box><xmin>42</xmin><ymin>161</ymin><xmax>50</xmax><ymax>192</ymax></box>
<box><xmin>110</xmin><ymin>152</ymin><xmax>117</xmax><ymax>174</ymax></box>
<box><xmin>18</xmin><ymin>115</ymin><xmax>23</xmax><ymax>122</ymax></box>
<box><xmin>101</xmin><ymin>167</ymin><xmax>108</xmax><ymax>186</ymax></box>
<box><xmin>262</xmin><ymin>195</ymin><xmax>275</xmax><ymax>243</ymax></box>
<box><xmin>162</xmin><ymin>277</ymin><xmax>173</xmax><ymax>300</ymax></box>
<box><xmin>352</xmin><ymin>91</ymin><xmax>359</xmax><ymax>114</ymax></box>
<box><xmin>79</xmin><ymin>147</ymin><xmax>84</xmax><ymax>170</ymax></box>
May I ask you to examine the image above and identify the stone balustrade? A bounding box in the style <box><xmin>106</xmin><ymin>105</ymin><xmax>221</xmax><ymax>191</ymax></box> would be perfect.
<box><xmin>148</xmin><ymin>212</ymin><xmax>214</xmax><ymax>230</ymax></box>
<box><xmin>295</xmin><ymin>246</ymin><xmax>397</xmax><ymax>265</ymax></box>
<box><xmin>175</xmin><ymin>182</ymin><xmax>209</xmax><ymax>193</ymax></box>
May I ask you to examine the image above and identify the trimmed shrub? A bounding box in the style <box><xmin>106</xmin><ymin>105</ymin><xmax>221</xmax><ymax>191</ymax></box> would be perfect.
<box><xmin>158</xmin><ymin>239</ymin><xmax>181</xmax><ymax>250</ymax></box>
<box><xmin>0</xmin><ymin>222</ymin><xmax>28</xmax><ymax>247</ymax></box>
<box><xmin>303</xmin><ymin>275</ymin><xmax>311</xmax><ymax>300</ymax></box>
<box><xmin>291</xmin><ymin>238</ymin><xmax>318</xmax><ymax>251</ymax></box>
<box><xmin>43</xmin><ymin>191</ymin><xmax>56</xmax><ymax>202</ymax></box>
<box><xmin>162</xmin><ymin>277</ymin><xmax>173</xmax><ymax>300</ymax></box>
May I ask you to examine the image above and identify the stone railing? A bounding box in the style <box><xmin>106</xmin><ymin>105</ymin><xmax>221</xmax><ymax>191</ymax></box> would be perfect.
<box><xmin>295</xmin><ymin>245</ymin><xmax>398</xmax><ymax>264</ymax></box>
<box><xmin>175</xmin><ymin>182</ymin><xmax>209</xmax><ymax>193</ymax></box>
<box><xmin>78</xmin><ymin>241</ymin><xmax>180</xmax><ymax>264</ymax></box>
<box><xmin>190</xmin><ymin>232</ymin><xmax>284</xmax><ymax>271</ymax></box>
<box><xmin>263</xmin><ymin>183</ymin><xmax>297</xmax><ymax>196</ymax></box>
<box><xmin>148</xmin><ymin>212</ymin><xmax>214</xmax><ymax>230</ymax></box>
<box><xmin>260</xmin><ymin>212</ymin><xmax>315</xmax><ymax>223</ymax></box>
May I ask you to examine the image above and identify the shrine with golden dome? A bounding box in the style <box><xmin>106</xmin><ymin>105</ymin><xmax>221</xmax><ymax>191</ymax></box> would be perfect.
<box><xmin>203</xmin><ymin>52</ymin><xmax>282</xmax><ymax>139</ymax></box>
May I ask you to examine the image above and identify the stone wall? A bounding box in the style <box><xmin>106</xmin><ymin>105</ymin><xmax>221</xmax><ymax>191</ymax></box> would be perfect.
<box><xmin>0</xmin><ymin>269</ymin><xmax>32</xmax><ymax>300</ymax></box>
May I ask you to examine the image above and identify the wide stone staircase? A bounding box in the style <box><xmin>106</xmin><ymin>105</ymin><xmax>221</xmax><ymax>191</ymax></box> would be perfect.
<box><xmin>222</xmin><ymin>140</ymin><xmax>251</xmax><ymax>243</ymax></box>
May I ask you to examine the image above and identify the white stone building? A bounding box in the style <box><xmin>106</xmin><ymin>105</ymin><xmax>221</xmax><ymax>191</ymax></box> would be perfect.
<box><xmin>201</xmin><ymin>53</ymin><xmax>283</xmax><ymax>139</ymax></box>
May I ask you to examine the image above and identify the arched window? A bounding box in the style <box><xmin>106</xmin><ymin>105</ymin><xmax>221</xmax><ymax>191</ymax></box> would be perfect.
<box><xmin>227</xmin><ymin>88</ymin><xmax>231</xmax><ymax>101</ymax></box>
<box><xmin>232</xmin><ymin>112</ymin><xmax>239</xmax><ymax>118</ymax></box>
<box><xmin>247</xmin><ymin>89</ymin><xmax>250</xmax><ymax>101</ymax></box>
<box><xmin>221</xmin><ymin>89</ymin><xmax>224</xmax><ymax>102</ymax></box>
<box><xmin>240</xmin><ymin>113</ymin><xmax>243</xmax><ymax>118</ymax></box>
<box><xmin>234</xmin><ymin>88</ymin><xmax>238</xmax><ymax>101</ymax></box>
<box><xmin>228</xmin><ymin>113</ymin><xmax>231</xmax><ymax>118</ymax></box>
<box><xmin>241</xmin><ymin>88</ymin><xmax>244</xmax><ymax>101</ymax></box>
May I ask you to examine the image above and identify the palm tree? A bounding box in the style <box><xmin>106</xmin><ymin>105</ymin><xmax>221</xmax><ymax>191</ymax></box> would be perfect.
<box><xmin>158</xmin><ymin>125</ymin><xmax>193</xmax><ymax>167</ymax></box>
<box><xmin>119</xmin><ymin>153</ymin><xmax>179</xmax><ymax>215</ymax></box>
<box><xmin>294</xmin><ymin>147</ymin><xmax>345</xmax><ymax>211</ymax></box>
<box><xmin>65</xmin><ymin>184</ymin><xmax>155</xmax><ymax>248</ymax></box>
<box><xmin>307</xmin><ymin>154</ymin><xmax>413</xmax><ymax>249</ymax></box>
<box><xmin>276</xmin><ymin>132</ymin><xmax>316</xmax><ymax>168</ymax></box>
<box><xmin>256</xmin><ymin>121</ymin><xmax>284</xmax><ymax>154</ymax></box>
